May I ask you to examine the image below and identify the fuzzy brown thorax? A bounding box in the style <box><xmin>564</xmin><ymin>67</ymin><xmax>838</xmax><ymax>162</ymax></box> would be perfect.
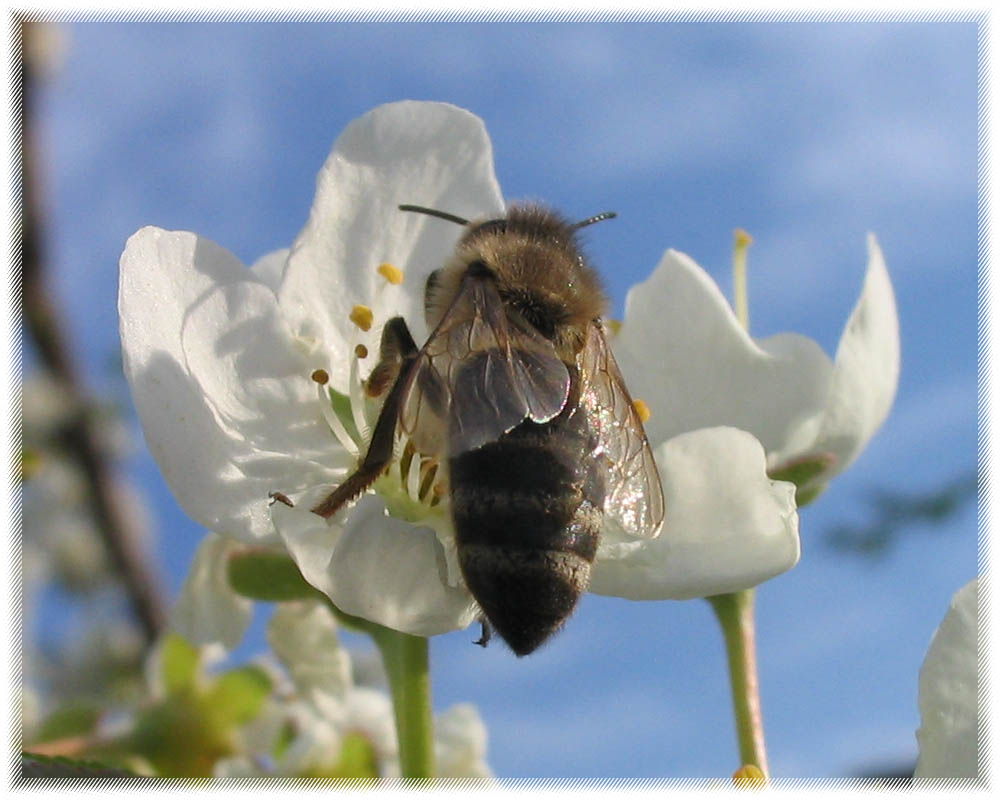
<box><xmin>425</xmin><ymin>204</ymin><xmax>608</xmax><ymax>359</ymax></box>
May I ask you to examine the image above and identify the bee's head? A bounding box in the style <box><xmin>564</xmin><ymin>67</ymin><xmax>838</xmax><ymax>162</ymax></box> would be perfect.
<box><xmin>402</xmin><ymin>203</ymin><xmax>612</xmax><ymax>355</ymax></box>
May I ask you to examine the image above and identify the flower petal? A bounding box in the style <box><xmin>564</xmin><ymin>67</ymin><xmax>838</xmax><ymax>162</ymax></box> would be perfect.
<box><xmin>614</xmin><ymin>249</ymin><xmax>833</xmax><ymax>453</ymax></box>
<box><xmin>797</xmin><ymin>234</ymin><xmax>900</xmax><ymax>479</ymax></box>
<box><xmin>434</xmin><ymin>704</ymin><xmax>493</xmax><ymax>779</ymax></box>
<box><xmin>169</xmin><ymin>533</ymin><xmax>253</xmax><ymax>651</ymax></box>
<box><xmin>589</xmin><ymin>427</ymin><xmax>800</xmax><ymax>600</ymax></box>
<box><xmin>272</xmin><ymin>494</ymin><xmax>479</xmax><ymax>637</ymax></box>
<box><xmin>915</xmin><ymin>578</ymin><xmax>980</xmax><ymax>780</ymax></box>
<box><xmin>119</xmin><ymin>227</ymin><xmax>350</xmax><ymax>542</ymax></box>
<box><xmin>268</xmin><ymin>601</ymin><xmax>353</xmax><ymax>722</ymax></box>
<box><xmin>278</xmin><ymin>101</ymin><xmax>505</xmax><ymax>392</ymax></box>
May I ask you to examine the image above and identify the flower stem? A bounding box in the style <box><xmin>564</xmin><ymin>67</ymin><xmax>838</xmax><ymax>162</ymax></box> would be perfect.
<box><xmin>376</xmin><ymin>631</ymin><xmax>434</xmax><ymax>780</ymax></box>
<box><xmin>708</xmin><ymin>589</ymin><xmax>769</xmax><ymax>777</ymax></box>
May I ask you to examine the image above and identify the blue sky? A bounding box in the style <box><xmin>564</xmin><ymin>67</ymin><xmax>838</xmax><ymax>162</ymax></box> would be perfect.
<box><xmin>28</xmin><ymin>19</ymin><xmax>980</xmax><ymax>778</ymax></box>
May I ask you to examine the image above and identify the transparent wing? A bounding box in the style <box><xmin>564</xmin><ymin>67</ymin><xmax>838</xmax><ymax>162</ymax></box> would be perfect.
<box><xmin>399</xmin><ymin>271</ymin><xmax>571</xmax><ymax>457</ymax></box>
<box><xmin>580</xmin><ymin>321</ymin><xmax>665</xmax><ymax>539</ymax></box>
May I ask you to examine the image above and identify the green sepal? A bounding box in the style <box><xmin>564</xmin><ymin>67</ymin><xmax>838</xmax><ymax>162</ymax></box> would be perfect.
<box><xmin>227</xmin><ymin>549</ymin><xmax>324</xmax><ymax>602</ymax></box>
<box><xmin>769</xmin><ymin>453</ymin><xmax>835</xmax><ymax>508</ymax></box>
<box><xmin>795</xmin><ymin>483</ymin><xmax>827</xmax><ymax>507</ymax></box>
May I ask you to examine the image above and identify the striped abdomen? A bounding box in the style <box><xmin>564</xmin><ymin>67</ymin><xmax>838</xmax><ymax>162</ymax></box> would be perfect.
<box><xmin>449</xmin><ymin>377</ymin><xmax>605</xmax><ymax>656</ymax></box>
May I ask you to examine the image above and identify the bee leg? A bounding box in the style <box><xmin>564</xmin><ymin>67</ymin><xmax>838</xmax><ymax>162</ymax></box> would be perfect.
<box><xmin>365</xmin><ymin>316</ymin><xmax>418</xmax><ymax>398</ymax></box>
<box><xmin>311</xmin><ymin>317</ymin><xmax>418</xmax><ymax>519</ymax></box>
<box><xmin>473</xmin><ymin>617</ymin><xmax>494</xmax><ymax>648</ymax></box>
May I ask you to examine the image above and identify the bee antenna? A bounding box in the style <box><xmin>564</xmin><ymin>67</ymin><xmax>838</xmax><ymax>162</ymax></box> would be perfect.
<box><xmin>399</xmin><ymin>204</ymin><xmax>470</xmax><ymax>226</ymax></box>
<box><xmin>572</xmin><ymin>211</ymin><xmax>617</xmax><ymax>230</ymax></box>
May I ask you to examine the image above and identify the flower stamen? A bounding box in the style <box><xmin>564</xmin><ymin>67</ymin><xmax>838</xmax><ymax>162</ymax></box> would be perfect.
<box><xmin>314</xmin><ymin>379</ymin><xmax>359</xmax><ymax>456</ymax></box>
<box><xmin>348</xmin><ymin>347</ymin><xmax>371</xmax><ymax>444</ymax></box>
<box><xmin>349</xmin><ymin>305</ymin><xmax>374</xmax><ymax>332</ymax></box>
<box><xmin>733</xmin><ymin>228</ymin><xmax>753</xmax><ymax>333</ymax></box>
<box><xmin>377</xmin><ymin>262</ymin><xmax>405</xmax><ymax>285</ymax></box>
<box><xmin>406</xmin><ymin>444</ymin><xmax>423</xmax><ymax>500</ymax></box>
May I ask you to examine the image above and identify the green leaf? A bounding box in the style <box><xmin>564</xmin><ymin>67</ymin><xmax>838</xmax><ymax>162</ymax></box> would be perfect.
<box><xmin>204</xmin><ymin>665</ymin><xmax>273</xmax><ymax>728</ymax></box>
<box><xmin>160</xmin><ymin>634</ymin><xmax>198</xmax><ymax>696</ymax></box>
<box><xmin>35</xmin><ymin>702</ymin><xmax>100</xmax><ymax>743</ymax></box>
<box><xmin>227</xmin><ymin>550</ymin><xmax>323</xmax><ymax>602</ymax></box>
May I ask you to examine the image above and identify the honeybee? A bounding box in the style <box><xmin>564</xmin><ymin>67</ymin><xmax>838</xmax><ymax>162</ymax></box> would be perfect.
<box><xmin>313</xmin><ymin>203</ymin><xmax>664</xmax><ymax>656</ymax></box>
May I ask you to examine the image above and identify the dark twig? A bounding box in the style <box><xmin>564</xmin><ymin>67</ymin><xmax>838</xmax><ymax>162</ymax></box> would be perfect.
<box><xmin>18</xmin><ymin>22</ymin><xmax>166</xmax><ymax>642</ymax></box>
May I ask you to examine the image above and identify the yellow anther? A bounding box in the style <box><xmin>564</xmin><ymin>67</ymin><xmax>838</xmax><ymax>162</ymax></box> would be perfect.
<box><xmin>355</xmin><ymin>344</ymin><xmax>369</xmax><ymax>359</ymax></box>
<box><xmin>732</xmin><ymin>764</ymin><xmax>766</xmax><ymax>787</ymax></box>
<box><xmin>311</xmin><ymin>369</ymin><xmax>329</xmax><ymax>385</ymax></box>
<box><xmin>377</xmin><ymin>262</ymin><xmax>404</xmax><ymax>285</ymax></box>
<box><xmin>606</xmin><ymin>319</ymin><xmax>622</xmax><ymax>335</ymax></box>
<box><xmin>349</xmin><ymin>304</ymin><xmax>374</xmax><ymax>332</ymax></box>
<box><xmin>734</xmin><ymin>228</ymin><xmax>754</xmax><ymax>248</ymax></box>
<box><xmin>633</xmin><ymin>398</ymin><xmax>651</xmax><ymax>424</ymax></box>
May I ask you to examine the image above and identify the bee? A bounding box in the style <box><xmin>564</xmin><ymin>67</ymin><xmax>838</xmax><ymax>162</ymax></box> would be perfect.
<box><xmin>313</xmin><ymin>203</ymin><xmax>664</xmax><ymax>656</ymax></box>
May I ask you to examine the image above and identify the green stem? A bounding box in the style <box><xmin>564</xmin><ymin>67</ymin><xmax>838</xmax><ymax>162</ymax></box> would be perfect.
<box><xmin>708</xmin><ymin>589</ymin><xmax>769</xmax><ymax>777</ymax></box>
<box><xmin>375</xmin><ymin>630</ymin><xmax>434</xmax><ymax>780</ymax></box>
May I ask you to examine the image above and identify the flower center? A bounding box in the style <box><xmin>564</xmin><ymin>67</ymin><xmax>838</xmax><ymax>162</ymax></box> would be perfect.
<box><xmin>313</xmin><ymin>262</ymin><xmax>447</xmax><ymax>523</ymax></box>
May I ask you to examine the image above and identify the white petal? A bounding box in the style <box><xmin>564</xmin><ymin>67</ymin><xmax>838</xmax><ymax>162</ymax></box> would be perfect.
<box><xmin>589</xmin><ymin>427</ymin><xmax>800</xmax><ymax>600</ymax></box>
<box><xmin>915</xmin><ymin>578</ymin><xmax>980</xmax><ymax>780</ymax></box>
<box><xmin>119</xmin><ymin>227</ymin><xmax>349</xmax><ymax>542</ymax></box>
<box><xmin>268</xmin><ymin>601</ymin><xmax>353</xmax><ymax>722</ymax></box>
<box><xmin>343</xmin><ymin>687</ymin><xmax>399</xmax><ymax>769</ymax></box>
<box><xmin>277</xmin><ymin>101</ymin><xmax>505</xmax><ymax>391</ymax></box>
<box><xmin>435</xmin><ymin>704</ymin><xmax>493</xmax><ymax>779</ymax></box>
<box><xmin>614</xmin><ymin>249</ymin><xmax>833</xmax><ymax>453</ymax></box>
<box><xmin>803</xmin><ymin>234</ymin><xmax>900</xmax><ymax>478</ymax></box>
<box><xmin>272</xmin><ymin>494</ymin><xmax>479</xmax><ymax>637</ymax></box>
<box><xmin>249</xmin><ymin>248</ymin><xmax>290</xmax><ymax>292</ymax></box>
<box><xmin>169</xmin><ymin>533</ymin><xmax>253</xmax><ymax>651</ymax></box>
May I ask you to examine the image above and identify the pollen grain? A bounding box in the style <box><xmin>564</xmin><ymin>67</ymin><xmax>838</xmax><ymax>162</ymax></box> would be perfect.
<box><xmin>349</xmin><ymin>304</ymin><xmax>374</xmax><ymax>332</ymax></box>
<box><xmin>377</xmin><ymin>262</ymin><xmax>405</xmax><ymax>285</ymax></box>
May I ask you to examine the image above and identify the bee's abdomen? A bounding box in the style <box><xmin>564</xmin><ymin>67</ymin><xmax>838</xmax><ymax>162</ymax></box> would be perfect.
<box><xmin>449</xmin><ymin>411</ymin><xmax>604</xmax><ymax>656</ymax></box>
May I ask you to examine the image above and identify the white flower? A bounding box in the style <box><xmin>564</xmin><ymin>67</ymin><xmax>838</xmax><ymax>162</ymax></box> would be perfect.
<box><xmin>217</xmin><ymin>600</ymin><xmax>493</xmax><ymax>779</ymax></box>
<box><xmin>914</xmin><ymin>578</ymin><xmax>980</xmax><ymax>780</ymax></box>
<box><xmin>119</xmin><ymin>101</ymin><xmax>799</xmax><ymax>641</ymax></box>
<box><xmin>169</xmin><ymin>533</ymin><xmax>253</xmax><ymax>652</ymax></box>
<box><xmin>612</xmin><ymin>237</ymin><xmax>899</xmax><ymax>500</ymax></box>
